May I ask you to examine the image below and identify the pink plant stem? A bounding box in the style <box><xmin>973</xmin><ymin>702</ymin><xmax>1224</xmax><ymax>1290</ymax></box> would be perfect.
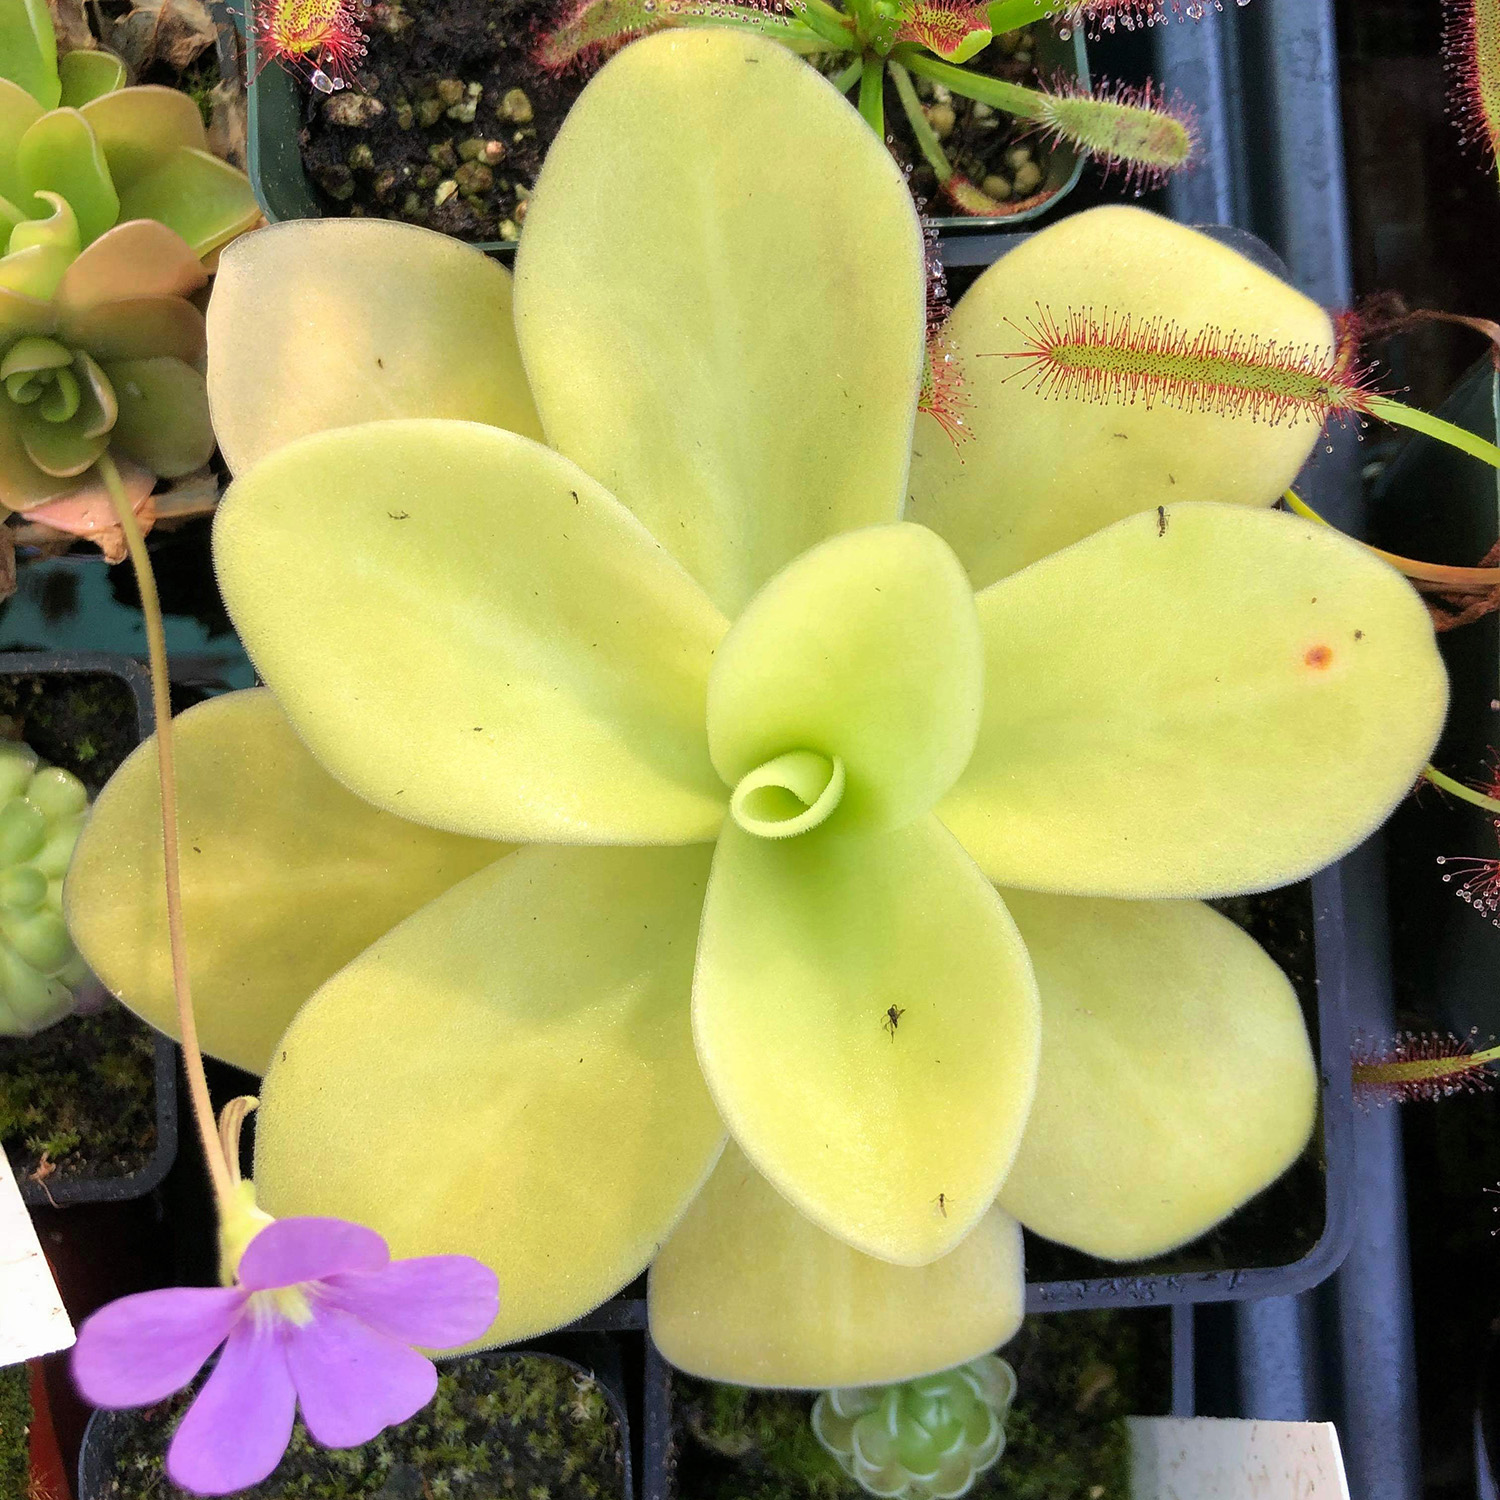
<box><xmin>97</xmin><ymin>453</ymin><xmax>236</xmax><ymax>1205</ymax></box>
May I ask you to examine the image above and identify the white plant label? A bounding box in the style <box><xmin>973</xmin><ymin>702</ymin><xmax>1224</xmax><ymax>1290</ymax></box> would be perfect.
<box><xmin>1130</xmin><ymin>1417</ymin><xmax>1351</xmax><ymax>1499</ymax></box>
<box><xmin>0</xmin><ymin>1149</ymin><xmax>73</xmax><ymax>1365</ymax></box>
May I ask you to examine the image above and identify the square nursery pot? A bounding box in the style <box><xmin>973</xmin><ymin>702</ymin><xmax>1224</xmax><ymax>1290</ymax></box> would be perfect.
<box><xmin>77</xmin><ymin>1344</ymin><xmax>633</xmax><ymax>1500</ymax></box>
<box><xmin>0</xmin><ymin>652</ymin><xmax>177</xmax><ymax>1209</ymax></box>
<box><xmin>642</xmin><ymin>1304</ymin><xmax>1184</xmax><ymax>1499</ymax></box>
<box><xmin>240</xmin><ymin>0</ymin><xmax>1089</xmax><ymax>254</ymax></box>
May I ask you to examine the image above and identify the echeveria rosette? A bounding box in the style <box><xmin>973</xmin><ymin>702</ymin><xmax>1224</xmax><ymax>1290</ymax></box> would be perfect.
<box><xmin>72</xmin><ymin>1215</ymin><xmax>500</xmax><ymax>1496</ymax></box>
<box><xmin>65</xmin><ymin>30</ymin><xmax>1446</xmax><ymax>1385</ymax></box>
<box><xmin>811</xmin><ymin>1353</ymin><xmax>1016</xmax><ymax>1500</ymax></box>
<box><xmin>0</xmin><ymin>738</ymin><xmax>93</xmax><ymax>1036</ymax></box>
<box><xmin>0</xmin><ymin>0</ymin><xmax>258</xmax><ymax>521</ymax></box>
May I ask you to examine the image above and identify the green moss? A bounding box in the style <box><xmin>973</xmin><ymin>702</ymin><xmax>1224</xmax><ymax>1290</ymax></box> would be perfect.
<box><xmin>0</xmin><ymin>1363</ymin><xmax>30</xmax><ymax>1500</ymax></box>
<box><xmin>100</xmin><ymin>1353</ymin><xmax>624</xmax><ymax>1500</ymax></box>
<box><xmin>0</xmin><ymin>1005</ymin><xmax>156</xmax><ymax>1185</ymax></box>
<box><xmin>671</xmin><ymin>1310</ymin><xmax>1169</xmax><ymax>1500</ymax></box>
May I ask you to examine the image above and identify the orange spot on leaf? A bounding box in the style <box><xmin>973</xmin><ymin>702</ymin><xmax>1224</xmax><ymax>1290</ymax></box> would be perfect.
<box><xmin>1305</xmin><ymin>644</ymin><xmax>1334</xmax><ymax>669</ymax></box>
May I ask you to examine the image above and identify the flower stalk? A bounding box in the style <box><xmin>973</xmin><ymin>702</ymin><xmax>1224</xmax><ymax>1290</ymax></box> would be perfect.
<box><xmin>96</xmin><ymin>452</ymin><xmax>236</xmax><ymax>1207</ymax></box>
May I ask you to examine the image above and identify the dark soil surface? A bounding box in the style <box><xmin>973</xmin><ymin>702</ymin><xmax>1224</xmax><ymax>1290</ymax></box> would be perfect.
<box><xmin>1024</xmin><ymin>881</ymin><xmax>1327</xmax><ymax>1287</ymax></box>
<box><xmin>97</xmin><ymin>1353</ymin><xmax>626</xmax><ymax>1500</ymax></box>
<box><xmin>296</xmin><ymin>10</ymin><xmax>1063</xmax><ymax>239</ymax></box>
<box><xmin>670</xmin><ymin>1308</ymin><xmax>1169</xmax><ymax>1500</ymax></box>
<box><xmin>0</xmin><ymin>670</ymin><xmax>157</xmax><ymax>1190</ymax></box>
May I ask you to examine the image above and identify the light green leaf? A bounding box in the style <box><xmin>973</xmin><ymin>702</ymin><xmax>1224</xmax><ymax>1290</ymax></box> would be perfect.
<box><xmin>694</xmin><ymin>814</ymin><xmax>1039</xmax><ymax>1266</ymax></box>
<box><xmin>79</xmin><ymin>85</ymin><xmax>205</xmax><ymax>187</ymax></box>
<box><xmin>113</xmin><ymin>146</ymin><xmax>260</xmax><ymax>257</ymax></box>
<box><xmin>649</xmin><ymin>1142</ymin><xmax>1024</xmax><ymax>1387</ymax></box>
<box><xmin>514</xmin><ymin>28</ymin><xmax>927</xmax><ymax>618</ymax></box>
<box><xmin>214</xmin><ymin>419</ymin><xmax>730</xmax><ymax>845</ymax></box>
<box><xmin>0</xmin><ymin>79</ymin><xmax>44</xmax><ymax>205</ymax></box>
<box><xmin>17</xmin><ymin>401</ymin><xmax>105</xmax><ymax>475</ymax></box>
<box><xmin>255</xmin><ymin>843</ymin><xmax>725</xmax><ymax>1346</ymax></box>
<box><xmin>996</xmin><ymin>888</ymin><xmax>1318</xmax><ymax>1259</ymax></box>
<box><xmin>0</xmin><ymin>0</ymin><xmax>58</xmax><ymax>110</ymax></box>
<box><xmin>708</xmin><ymin>523</ymin><xmax>983</xmax><ymax>830</ymax></box>
<box><xmin>16</xmin><ymin>107</ymin><xmax>119</xmax><ymax>244</ymax></box>
<box><xmin>940</xmin><ymin>504</ymin><xmax>1447</xmax><ymax>898</ymax></box>
<box><xmin>0</xmin><ymin>189</ymin><xmax>76</xmax><ymax>297</ymax></box>
<box><xmin>206</xmin><ymin>220</ymin><xmax>543</xmax><ymax>477</ymax></box>
<box><xmin>64</xmin><ymin>689</ymin><xmax>508</xmax><ymax>1076</ymax></box>
<box><xmin>0</xmin><ymin>383</ymin><xmax>76</xmax><ymax>508</ymax></box>
<box><xmin>908</xmin><ymin>206</ymin><xmax>1339</xmax><ymax>589</ymax></box>
<box><xmin>58</xmin><ymin>50</ymin><xmax>126</xmax><ymax>108</ymax></box>
<box><xmin>103</xmin><ymin>356</ymin><xmax>212</xmax><ymax>476</ymax></box>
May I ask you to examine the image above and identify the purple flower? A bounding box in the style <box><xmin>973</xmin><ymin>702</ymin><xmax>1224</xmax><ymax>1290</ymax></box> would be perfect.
<box><xmin>72</xmin><ymin>1217</ymin><xmax>500</xmax><ymax>1496</ymax></box>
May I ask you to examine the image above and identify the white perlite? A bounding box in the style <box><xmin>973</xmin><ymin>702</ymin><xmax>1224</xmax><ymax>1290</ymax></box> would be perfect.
<box><xmin>0</xmin><ymin>1150</ymin><xmax>73</xmax><ymax>1366</ymax></box>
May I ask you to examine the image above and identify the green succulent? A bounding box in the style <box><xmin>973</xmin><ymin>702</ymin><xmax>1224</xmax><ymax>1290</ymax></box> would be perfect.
<box><xmin>812</xmin><ymin>1356</ymin><xmax>1016</xmax><ymax>1499</ymax></box>
<box><xmin>0</xmin><ymin>739</ymin><xmax>91</xmax><ymax>1036</ymax></box>
<box><xmin>0</xmin><ymin>0</ymin><xmax>259</xmax><ymax>516</ymax></box>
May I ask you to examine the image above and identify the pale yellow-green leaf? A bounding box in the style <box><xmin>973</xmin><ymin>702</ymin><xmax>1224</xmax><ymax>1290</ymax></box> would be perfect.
<box><xmin>996</xmin><ymin>888</ymin><xmax>1318</xmax><ymax>1259</ymax></box>
<box><xmin>0</xmin><ymin>391</ymin><xmax>77</xmax><ymax>508</ymax></box>
<box><xmin>514</xmin><ymin>28</ymin><xmax>926</xmax><ymax>618</ymax></box>
<box><xmin>940</xmin><ymin>504</ymin><xmax>1447</xmax><ymax>897</ymax></box>
<box><xmin>0</xmin><ymin>0</ymin><xmax>58</xmax><ymax>110</ymax></box>
<box><xmin>708</xmin><ymin>523</ymin><xmax>982</xmax><ymax>830</ymax></box>
<box><xmin>206</xmin><ymin>219</ymin><xmax>542</xmax><ymax>476</ymax></box>
<box><xmin>908</xmin><ymin>206</ymin><xmax>1337</xmax><ymax>588</ymax></box>
<box><xmin>695</xmin><ymin>815</ymin><xmax>1039</xmax><ymax>1266</ymax></box>
<box><xmin>214</xmin><ymin>419</ymin><xmax>730</xmax><ymax>845</ymax></box>
<box><xmin>649</xmin><ymin>1143</ymin><xmax>1024</xmax><ymax>1387</ymax></box>
<box><xmin>79</xmin><ymin>85</ymin><xmax>205</xmax><ymax>187</ymax></box>
<box><xmin>255</xmin><ymin>843</ymin><xmax>726</xmax><ymax>1346</ymax></box>
<box><xmin>64</xmin><ymin>688</ymin><xmax>508</xmax><ymax>1074</ymax></box>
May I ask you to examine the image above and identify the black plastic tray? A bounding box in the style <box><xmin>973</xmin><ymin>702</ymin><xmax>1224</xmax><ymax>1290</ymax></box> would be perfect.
<box><xmin>0</xmin><ymin>651</ymin><xmax>179</xmax><ymax>1208</ymax></box>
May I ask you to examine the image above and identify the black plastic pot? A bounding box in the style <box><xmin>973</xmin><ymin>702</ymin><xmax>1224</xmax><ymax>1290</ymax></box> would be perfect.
<box><xmin>77</xmin><ymin>1345</ymin><xmax>633</xmax><ymax>1500</ymax></box>
<box><xmin>0</xmin><ymin>651</ymin><xmax>178</xmax><ymax>1208</ymax></box>
<box><xmin>238</xmin><ymin>3</ymin><xmax>1090</xmax><ymax>249</ymax></box>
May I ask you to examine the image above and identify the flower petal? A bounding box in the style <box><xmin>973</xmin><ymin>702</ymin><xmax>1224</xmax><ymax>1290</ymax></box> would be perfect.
<box><xmin>996</xmin><ymin>888</ymin><xmax>1318</xmax><ymax>1259</ymax></box>
<box><xmin>320</xmin><ymin>1256</ymin><xmax>499</xmax><ymax>1350</ymax></box>
<box><xmin>72</xmin><ymin>1287</ymin><xmax>244</xmax><ymax>1407</ymax></box>
<box><xmin>694</xmin><ymin>815</ymin><xmax>1039</xmax><ymax>1266</ymax></box>
<box><xmin>166</xmin><ymin>1320</ymin><xmax>297</xmax><ymax>1497</ymax></box>
<box><xmin>284</xmin><ymin>1304</ymin><xmax>437</xmax><ymax>1449</ymax></box>
<box><xmin>940</xmin><ymin>504</ymin><xmax>1447</xmax><ymax>897</ymax></box>
<box><xmin>214</xmin><ymin>420</ymin><xmax>729</xmax><ymax>845</ymax></box>
<box><xmin>206</xmin><ymin>219</ymin><xmax>542</xmax><ymax>476</ymax></box>
<box><xmin>64</xmin><ymin>688</ymin><xmax>507</xmax><ymax>1075</ymax></box>
<box><xmin>254</xmin><ymin>844</ymin><xmax>725</xmax><ymax>1345</ymax></box>
<box><xmin>513</xmin><ymin>29</ymin><xmax>926</xmax><ymax>618</ymax></box>
<box><xmin>908</xmin><ymin>206</ymin><xmax>1338</xmax><ymax>589</ymax></box>
<box><xmin>649</xmin><ymin>1143</ymin><xmax>1024</xmax><ymax>1388</ymax></box>
<box><xmin>238</xmin><ymin>1217</ymin><xmax>390</xmax><ymax>1290</ymax></box>
<box><xmin>708</xmin><ymin>523</ymin><xmax>983</xmax><ymax>830</ymax></box>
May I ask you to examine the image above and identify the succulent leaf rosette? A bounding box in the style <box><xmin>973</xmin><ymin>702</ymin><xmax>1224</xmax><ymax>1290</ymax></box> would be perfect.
<box><xmin>0</xmin><ymin>739</ymin><xmax>91</xmax><ymax>1036</ymax></box>
<box><xmin>0</xmin><ymin>0</ymin><xmax>258</xmax><ymax>528</ymax></box>
<box><xmin>812</xmin><ymin>1354</ymin><xmax>1016</xmax><ymax>1500</ymax></box>
<box><xmin>66</xmin><ymin>32</ymin><xmax>1446</xmax><ymax>1384</ymax></box>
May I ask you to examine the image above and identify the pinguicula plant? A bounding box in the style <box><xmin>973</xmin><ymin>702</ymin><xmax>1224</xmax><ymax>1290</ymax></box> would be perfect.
<box><xmin>63</xmin><ymin>28</ymin><xmax>1447</xmax><ymax>1418</ymax></box>
<box><xmin>536</xmin><ymin>0</ymin><xmax>1197</xmax><ymax>214</ymax></box>
<box><xmin>0</xmin><ymin>0</ymin><xmax>260</xmax><ymax>546</ymax></box>
<box><xmin>0</xmin><ymin>739</ymin><xmax>93</xmax><ymax>1036</ymax></box>
<box><xmin>811</xmin><ymin>1353</ymin><xmax>1016</xmax><ymax>1499</ymax></box>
